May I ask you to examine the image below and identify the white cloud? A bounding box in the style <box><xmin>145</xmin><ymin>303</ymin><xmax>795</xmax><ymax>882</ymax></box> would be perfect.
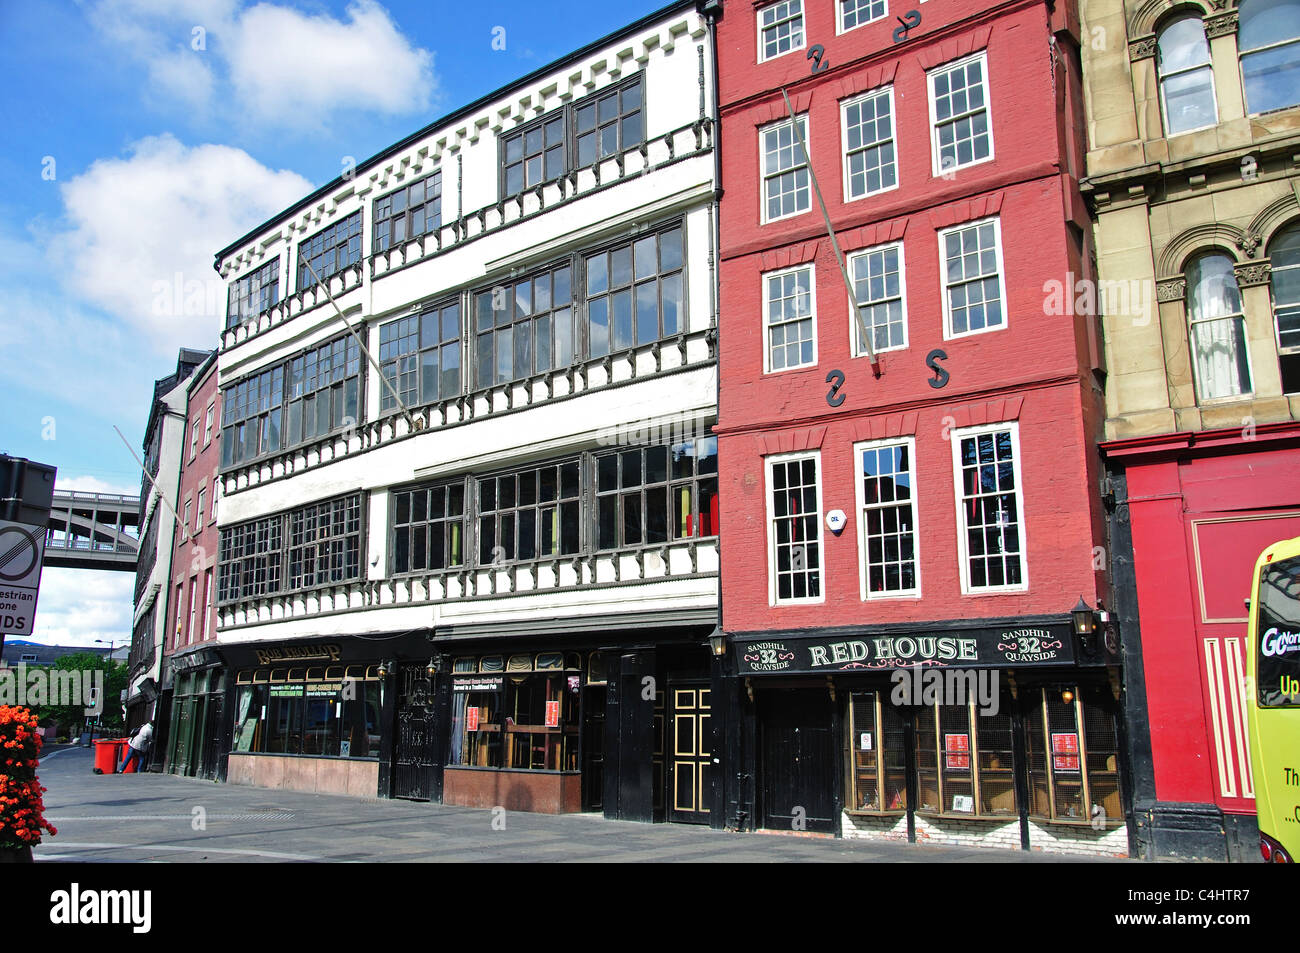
<box><xmin>88</xmin><ymin>0</ymin><xmax>437</xmax><ymax>128</ymax></box>
<box><xmin>55</xmin><ymin>475</ymin><xmax>141</xmax><ymax>497</ymax></box>
<box><xmin>45</xmin><ymin>134</ymin><xmax>312</xmax><ymax>355</ymax></box>
<box><xmin>27</xmin><ymin>568</ymin><xmax>135</xmax><ymax>649</ymax></box>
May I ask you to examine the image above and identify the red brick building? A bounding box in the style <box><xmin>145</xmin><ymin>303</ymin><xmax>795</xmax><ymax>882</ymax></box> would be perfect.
<box><xmin>159</xmin><ymin>351</ymin><xmax>226</xmax><ymax>779</ymax></box>
<box><xmin>713</xmin><ymin>0</ymin><xmax>1129</xmax><ymax>854</ymax></box>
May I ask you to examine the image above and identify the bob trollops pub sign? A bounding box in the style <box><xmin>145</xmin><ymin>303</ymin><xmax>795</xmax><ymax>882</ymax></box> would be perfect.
<box><xmin>737</xmin><ymin>623</ymin><xmax>1089</xmax><ymax>675</ymax></box>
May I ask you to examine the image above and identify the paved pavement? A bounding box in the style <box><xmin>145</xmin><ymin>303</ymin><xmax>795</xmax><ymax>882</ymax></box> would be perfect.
<box><xmin>33</xmin><ymin>746</ymin><xmax>1118</xmax><ymax>862</ymax></box>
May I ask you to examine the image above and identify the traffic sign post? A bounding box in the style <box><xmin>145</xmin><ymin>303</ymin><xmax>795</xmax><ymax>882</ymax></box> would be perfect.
<box><xmin>0</xmin><ymin>455</ymin><xmax>56</xmax><ymax>653</ymax></box>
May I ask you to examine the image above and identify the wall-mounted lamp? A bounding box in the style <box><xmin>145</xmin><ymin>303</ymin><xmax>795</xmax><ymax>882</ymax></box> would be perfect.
<box><xmin>1072</xmin><ymin>596</ymin><xmax>1097</xmax><ymax>637</ymax></box>
<box><xmin>377</xmin><ymin>660</ymin><xmax>390</xmax><ymax>678</ymax></box>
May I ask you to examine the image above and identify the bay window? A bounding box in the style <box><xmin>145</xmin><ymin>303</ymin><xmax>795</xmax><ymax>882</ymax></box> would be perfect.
<box><xmin>373</xmin><ymin>173</ymin><xmax>442</xmax><ymax>254</ymax></box>
<box><xmin>380</xmin><ymin>299</ymin><xmax>461</xmax><ymax>412</ymax></box>
<box><xmin>392</xmin><ymin>480</ymin><xmax>466</xmax><ymax>574</ymax></box>
<box><xmin>226</xmin><ymin>257</ymin><xmax>280</xmax><ymax>330</ymax></box>
<box><xmin>297</xmin><ymin>211</ymin><xmax>362</xmax><ymax>291</ymax></box>
<box><xmin>595</xmin><ymin>436</ymin><xmax>718</xmax><ymax>550</ymax></box>
<box><xmin>477</xmin><ymin>460</ymin><xmax>581</xmax><ymax>565</ymax></box>
<box><xmin>285</xmin><ymin>334</ymin><xmax>362</xmax><ymax>445</ymax></box>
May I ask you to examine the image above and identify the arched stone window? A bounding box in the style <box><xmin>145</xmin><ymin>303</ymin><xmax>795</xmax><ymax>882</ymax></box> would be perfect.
<box><xmin>1268</xmin><ymin>224</ymin><xmax>1300</xmax><ymax>392</ymax></box>
<box><xmin>1186</xmin><ymin>253</ymin><xmax>1252</xmax><ymax>400</ymax></box>
<box><xmin>1158</xmin><ymin>15</ymin><xmax>1218</xmax><ymax>135</ymax></box>
<box><xmin>1239</xmin><ymin>0</ymin><xmax>1300</xmax><ymax>114</ymax></box>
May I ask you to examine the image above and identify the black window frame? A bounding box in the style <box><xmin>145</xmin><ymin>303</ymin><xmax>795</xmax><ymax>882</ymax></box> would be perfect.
<box><xmin>476</xmin><ymin>458</ymin><xmax>583</xmax><ymax>566</ymax></box>
<box><xmin>297</xmin><ymin>211</ymin><xmax>363</xmax><ymax>292</ymax></box>
<box><xmin>288</xmin><ymin>494</ymin><xmax>364</xmax><ymax>590</ymax></box>
<box><xmin>217</xmin><ymin>491</ymin><xmax>366</xmax><ymax>606</ymax></box>
<box><xmin>582</xmin><ymin>221</ymin><xmax>685</xmax><ymax>359</ymax></box>
<box><xmin>220</xmin><ymin>365</ymin><xmax>285</xmax><ymax>470</ymax></box>
<box><xmin>594</xmin><ymin>436</ymin><xmax>718</xmax><ymax>551</ymax></box>
<box><xmin>372</xmin><ymin>172</ymin><xmax>443</xmax><ymax>255</ymax></box>
<box><xmin>226</xmin><ymin>257</ymin><xmax>281</xmax><ymax>330</ymax></box>
<box><xmin>285</xmin><ymin>333</ymin><xmax>363</xmax><ymax>447</ymax></box>
<box><xmin>391</xmin><ymin>478</ymin><xmax>469</xmax><ymax>576</ymax></box>
<box><xmin>379</xmin><ymin>298</ymin><xmax>462</xmax><ymax>414</ymax></box>
<box><xmin>473</xmin><ymin>261</ymin><xmax>574</xmax><ymax>389</ymax></box>
<box><xmin>499</xmin><ymin>72</ymin><xmax>646</xmax><ymax>200</ymax></box>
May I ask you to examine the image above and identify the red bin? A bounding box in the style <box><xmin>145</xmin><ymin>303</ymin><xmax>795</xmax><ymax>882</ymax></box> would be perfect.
<box><xmin>93</xmin><ymin>738</ymin><xmax>122</xmax><ymax>774</ymax></box>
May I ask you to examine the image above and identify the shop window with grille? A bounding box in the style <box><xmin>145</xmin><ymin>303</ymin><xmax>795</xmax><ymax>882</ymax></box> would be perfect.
<box><xmin>847</xmin><ymin>692</ymin><xmax>908</xmax><ymax>813</ymax></box>
<box><xmin>914</xmin><ymin>696</ymin><xmax>1017</xmax><ymax>818</ymax></box>
<box><xmin>1025</xmin><ymin>685</ymin><xmax>1123</xmax><ymax>826</ymax></box>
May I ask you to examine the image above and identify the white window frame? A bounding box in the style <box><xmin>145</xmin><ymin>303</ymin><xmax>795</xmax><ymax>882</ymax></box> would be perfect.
<box><xmin>187</xmin><ymin>577</ymin><xmax>197</xmax><ymax>646</ymax></box>
<box><xmin>765</xmin><ymin>450</ymin><xmax>825</xmax><ymax>606</ymax></box>
<box><xmin>938</xmin><ymin>215</ymin><xmax>1007</xmax><ymax>340</ymax></box>
<box><xmin>196</xmin><ymin>488</ymin><xmax>206</xmax><ymax>533</ymax></box>
<box><xmin>950</xmin><ymin>421</ymin><xmax>1029</xmax><ymax>595</ymax></box>
<box><xmin>837</xmin><ymin>0</ymin><xmax>888</xmax><ymax>35</ymax></box>
<box><xmin>760</xmin><ymin>115</ymin><xmax>812</xmax><ymax>224</ymax></box>
<box><xmin>848</xmin><ymin>241</ymin><xmax>908</xmax><ymax>356</ymax></box>
<box><xmin>188</xmin><ymin>418</ymin><xmax>198</xmax><ymax>462</ymax></box>
<box><xmin>203</xmin><ymin>403</ymin><xmax>215</xmax><ymax>447</ymax></box>
<box><xmin>763</xmin><ymin>263</ymin><xmax>819</xmax><ymax>374</ymax></box>
<box><xmin>757</xmin><ymin>0</ymin><xmax>806</xmax><ymax>63</ymax></box>
<box><xmin>1157</xmin><ymin>15</ymin><xmax>1219</xmax><ymax>137</ymax></box>
<box><xmin>927</xmin><ymin>51</ymin><xmax>994</xmax><ymax>178</ymax></box>
<box><xmin>211</xmin><ymin>478</ymin><xmax>218</xmax><ymax>523</ymax></box>
<box><xmin>853</xmin><ymin>436</ymin><xmax>921</xmax><ymax>601</ymax></box>
<box><xmin>182</xmin><ymin>500</ymin><xmax>191</xmax><ymax>541</ymax></box>
<box><xmin>199</xmin><ymin>569</ymin><xmax>212</xmax><ymax>642</ymax></box>
<box><xmin>841</xmin><ymin>86</ymin><xmax>899</xmax><ymax>202</ymax></box>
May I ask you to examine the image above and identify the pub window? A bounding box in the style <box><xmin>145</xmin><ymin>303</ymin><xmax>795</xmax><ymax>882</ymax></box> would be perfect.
<box><xmin>220</xmin><ymin>365</ymin><xmax>284</xmax><ymax>468</ymax></box>
<box><xmin>595</xmin><ymin>436</ymin><xmax>718</xmax><ymax>550</ymax></box>
<box><xmin>380</xmin><ymin>300</ymin><xmax>461</xmax><ymax>412</ymax></box>
<box><xmin>226</xmin><ymin>257</ymin><xmax>280</xmax><ymax>330</ymax></box>
<box><xmin>474</xmin><ymin>262</ymin><xmax>573</xmax><ymax>388</ymax></box>
<box><xmin>285</xmin><ymin>334</ymin><xmax>362</xmax><ymax>447</ymax></box>
<box><xmin>477</xmin><ymin>460</ymin><xmax>581</xmax><ymax>565</ymax></box>
<box><xmin>372</xmin><ymin>172</ymin><xmax>442</xmax><ymax>254</ymax></box>
<box><xmin>847</xmin><ymin>692</ymin><xmax>907</xmax><ymax>812</ymax></box>
<box><xmin>297</xmin><ymin>211</ymin><xmax>362</xmax><ymax>291</ymax></box>
<box><xmin>232</xmin><ymin>671</ymin><xmax>381</xmax><ymax>759</ymax></box>
<box><xmin>584</xmin><ymin>224</ymin><xmax>684</xmax><ymax>358</ymax></box>
<box><xmin>393</xmin><ymin>480</ymin><xmax>466</xmax><ymax>574</ymax></box>
<box><xmin>914</xmin><ymin>696</ymin><xmax>1017</xmax><ymax>818</ymax></box>
<box><xmin>448</xmin><ymin>660</ymin><xmax>581</xmax><ymax>771</ymax></box>
<box><xmin>217</xmin><ymin>514</ymin><xmax>283</xmax><ymax>603</ymax></box>
<box><xmin>288</xmin><ymin>494</ymin><xmax>363</xmax><ymax>589</ymax></box>
<box><xmin>1025</xmin><ymin>685</ymin><xmax>1123</xmax><ymax>826</ymax></box>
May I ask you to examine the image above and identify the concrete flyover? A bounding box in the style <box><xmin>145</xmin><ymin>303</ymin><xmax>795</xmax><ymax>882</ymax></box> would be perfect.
<box><xmin>43</xmin><ymin>490</ymin><xmax>140</xmax><ymax>572</ymax></box>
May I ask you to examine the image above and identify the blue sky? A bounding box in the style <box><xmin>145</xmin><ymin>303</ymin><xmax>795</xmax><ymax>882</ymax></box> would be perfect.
<box><xmin>0</xmin><ymin>0</ymin><xmax>664</xmax><ymax>645</ymax></box>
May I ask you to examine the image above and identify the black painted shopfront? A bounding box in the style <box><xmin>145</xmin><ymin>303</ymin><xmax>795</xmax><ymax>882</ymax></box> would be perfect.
<box><xmin>722</xmin><ymin>615</ymin><xmax>1133</xmax><ymax>851</ymax></box>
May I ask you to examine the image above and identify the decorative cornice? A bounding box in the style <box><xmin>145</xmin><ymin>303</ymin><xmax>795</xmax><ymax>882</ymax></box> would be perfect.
<box><xmin>1204</xmin><ymin>12</ymin><xmax>1239</xmax><ymax>37</ymax></box>
<box><xmin>1156</xmin><ymin>277</ymin><xmax>1186</xmax><ymax>302</ymax></box>
<box><xmin>1129</xmin><ymin>36</ymin><xmax>1157</xmax><ymax>61</ymax></box>
<box><xmin>1233</xmin><ymin>260</ymin><xmax>1272</xmax><ymax>287</ymax></box>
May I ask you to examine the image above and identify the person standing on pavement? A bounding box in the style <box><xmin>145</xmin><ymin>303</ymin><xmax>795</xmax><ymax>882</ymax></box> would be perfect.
<box><xmin>118</xmin><ymin>722</ymin><xmax>153</xmax><ymax>774</ymax></box>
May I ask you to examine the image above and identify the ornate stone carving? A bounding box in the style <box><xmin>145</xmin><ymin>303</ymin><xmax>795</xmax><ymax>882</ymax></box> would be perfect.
<box><xmin>1234</xmin><ymin>260</ymin><xmax>1272</xmax><ymax>287</ymax></box>
<box><xmin>1205</xmin><ymin>12</ymin><xmax>1239</xmax><ymax>37</ymax></box>
<box><xmin>1129</xmin><ymin>36</ymin><xmax>1157</xmax><ymax>60</ymax></box>
<box><xmin>1156</xmin><ymin>277</ymin><xmax>1187</xmax><ymax>302</ymax></box>
<box><xmin>1236</xmin><ymin>231</ymin><xmax>1262</xmax><ymax>258</ymax></box>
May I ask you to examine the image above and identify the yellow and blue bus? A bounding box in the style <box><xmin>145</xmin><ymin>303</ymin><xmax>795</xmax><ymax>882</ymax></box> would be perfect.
<box><xmin>1246</xmin><ymin>536</ymin><xmax>1300</xmax><ymax>863</ymax></box>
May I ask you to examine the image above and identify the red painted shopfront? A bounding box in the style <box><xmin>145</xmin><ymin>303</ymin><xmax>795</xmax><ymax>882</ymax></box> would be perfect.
<box><xmin>1101</xmin><ymin>423</ymin><xmax>1300</xmax><ymax>859</ymax></box>
<box><xmin>712</xmin><ymin>0</ymin><xmax>1131</xmax><ymax>853</ymax></box>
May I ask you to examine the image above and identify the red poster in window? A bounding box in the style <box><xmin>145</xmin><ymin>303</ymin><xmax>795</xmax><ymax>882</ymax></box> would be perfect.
<box><xmin>1052</xmin><ymin>732</ymin><xmax>1080</xmax><ymax>772</ymax></box>
<box><xmin>466</xmin><ymin>706</ymin><xmax>480</xmax><ymax>732</ymax></box>
<box><xmin>944</xmin><ymin>733</ymin><xmax>970</xmax><ymax>770</ymax></box>
<box><xmin>545</xmin><ymin>700</ymin><xmax>561</xmax><ymax>728</ymax></box>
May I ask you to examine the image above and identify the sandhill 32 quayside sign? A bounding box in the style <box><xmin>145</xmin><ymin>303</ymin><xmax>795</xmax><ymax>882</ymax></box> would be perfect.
<box><xmin>737</xmin><ymin>623</ymin><xmax>1077</xmax><ymax>674</ymax></box>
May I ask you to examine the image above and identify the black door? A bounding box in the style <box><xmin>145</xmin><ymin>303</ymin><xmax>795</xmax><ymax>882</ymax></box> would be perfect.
<box><xmin>668</xmin><ymin>684</ymin><xmax>713</xmax><ymax>824</ymax></box>
<box><xmin>760</xmin><ymin>689</ymin><xmax>837</xmax><ymax>833</ymax></box>
<box><xmin>394</xmin><ymin>664</ymin><xmax>437</xmax><ymax>800</ymax></box>
<box><xmin>200</xmin><ymin>692</ymin><xmax>224</xmax><ymax>780</ymax></box>
<box><xmin>582</xmin><ymin>686</ymin><xmax>605</xmax><ymax>811</ymax></box>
